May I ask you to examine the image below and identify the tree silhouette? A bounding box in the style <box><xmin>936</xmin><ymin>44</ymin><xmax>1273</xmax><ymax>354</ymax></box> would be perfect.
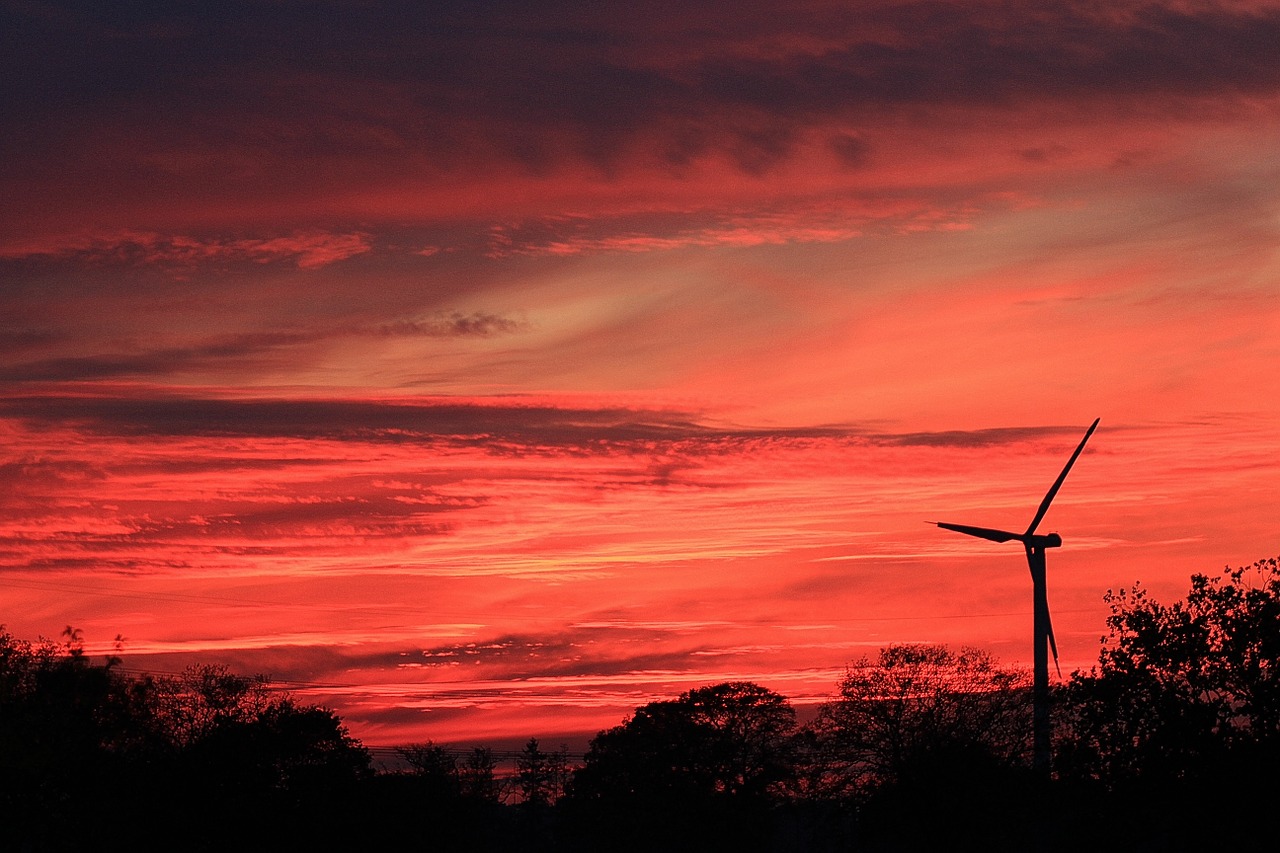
<box><xmin>0</xmin><ymin>627</ymin><xmax>142</xmax><ymax>846</ymax></box>
<box><xmin>1051</xmin><ymin>558</ymin><xmax>1280</xmax><ymax>852</ymax></box>
<box><xmin>0</xmin><ymin>629</ymin><xmax>372</xmax><ymax>851</ymax></box>
<box><xmin>566</xmin><ymin>681</ymin><xmax>796</xmax><ymax>852</ymax></box>
<box><xmin>798</xmin><ymin>646</ymin><xmax>1048</xmax><ymax>852</ymax></box>
<box><xmin>1060</xmin><ymin>557</ymin><xmax>1280</xmax><ymax>782</ymax></box>
<box><xmin>165</xmin><ymin>665</ymin><xmax>269</xmax><ymax>734</ymax></box>
<box><xmin>10</xmin><ymin>561</ymin><xmax>1280</xmax><ymax>853</ymax></box>
<box><xmin>459</xmin><ymin>745</ymin><xmax>501</xmax><ymax>803</ymax></box>
<box><xmin>515</xmin><ymin>737</ymin><xmax>570</xmax><ymax>809</ymax></box>
<box><xmin>400</xmin><ymin>740</ymin><xmax>464</xmax><ymax>800</ymax></box>
<box><xmin>807</xmin><ymin>644</ymin><xmax>1031</xmax><ymax>797</ymax></box>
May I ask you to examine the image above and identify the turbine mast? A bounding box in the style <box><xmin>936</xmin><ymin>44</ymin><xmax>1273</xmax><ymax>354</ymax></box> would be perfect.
<box><xmin>931</xmin><ymin>418</ymin><xmax>1100</xmax><ymax>782</ymax></box>
<box><xmin>1028</xmin><ymin>542</ymin><xmax>1052</xmax><ymax>778</ymax></box>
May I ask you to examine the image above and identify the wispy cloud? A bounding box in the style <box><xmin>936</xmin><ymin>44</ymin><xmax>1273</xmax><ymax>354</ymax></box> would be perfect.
<box><xmin>0</xmin><ymin>394</ymin><xmax>711</xmax><ymax>442</ymax></box>
<box><xmin>1</xmin><ymin>230</ymin><xmax>373</xmax><ymax>269</ymax></box>
<box><xmin>0</xmin><ymin>313</ymin><xmax>529</xmax><ymax>382</ymax></box>
<box><xmin>481</xmin><ymin>199</ymin><xmax>987</xmax><ymax>257</ymax></box>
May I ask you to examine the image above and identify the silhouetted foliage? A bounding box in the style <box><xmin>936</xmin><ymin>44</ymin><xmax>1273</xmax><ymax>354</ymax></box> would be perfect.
<box><xmin>805</xmin><ymin>644</ymin><xmax>1032</xmax><ymax>799</ymax></box>
<box><xmin>507</xmin><ymin>738</ymin><xmax>569</xmax><ymax>851</ymax></box>
<box><xmin>855</xmin><ymin>740</ymin><xmax>1045</xmax><ymax>853</ymax></box>
<box><xmin>1047</xmin><ymin>558</ymin><xmax>1280</xmax><ymax>852</ymax></box>
<box><xmin>459</xmin><ymin>745</ymin><xmax>502</xmax><ymax>803</ymax></box>
<box><xmin>566</xmin><ymin>681</ymin><xmax>796</xmax><ymax>852</ymax></box>
<box><xmin>398</xmin><ymin>740</ymin><xmax>503</xmax><ymax>806</ymax></box>
<box><xmin>0</xmin><ymin>627</ymin><xmax>143</xmax><ymax>848</ymax></box>
<box><xmin>0</xmin><ymin>629</ymin><xmax>370</xmax><ymax>851</ymax></box>
<box><xmin>1059</xmin><ymin>557</ymin><xmax>1280</xmax><ymax>785</ymax></box>
<box><xmin>515</xmin><ymin>736</ymin><xmax>570</xmax><ymax>808</ymax></box>
<box><xmin>154</xmin><ymin>663</ymin><xmax>275</xmax><ymax>744</ymax></box>
<box><xmin>400</xmin><ymin>739</ymin><xmax>465</xmax><ymax>799</ymax></box>
<box><xmin>9</xmin><ymin>558</ymin><xmax>1280</xmax><ymax>852</ymax></box>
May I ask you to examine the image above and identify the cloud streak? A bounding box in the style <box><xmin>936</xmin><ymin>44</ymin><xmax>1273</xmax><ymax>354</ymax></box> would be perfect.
<box><xmin>0</xmin><ymin>312</ymin><xmax>529</xmax><ymax>382</ymax></box>
<box><xmin>1</xmin><ymin>230</ymin><xmax>372</xmax><ymax>269</ymax></box>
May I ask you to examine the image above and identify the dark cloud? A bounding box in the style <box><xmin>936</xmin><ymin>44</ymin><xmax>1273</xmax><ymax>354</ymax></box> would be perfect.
<box><xmin>0</xmin><ymin>457</ymin><xmax>106</xmax><ymax>489</ymax></box>
<box><xmin>1</xmin><ymin>353</ymin><xmax>242</xmax><ymax>383</ymax></box>
<box><xmin>1018</xmin><ymin>143</ymin><xmax>1071</xmax><ymax>163</ymax></box>
<box><xmin>10</xmin><ymin>555</ymin><xmax>194</xmax><ymax>573</ymax></box>
<box><xmin>0</xmin><ymin>327</ymin><xmax>62</xmax><ymax>354</ymax></box>
<box><xmin>0</xmin><ymin>314</ymin><xmax>527</xmax><ymax>381</ymax></box>
<box><xmin>4</xmin><ymin>0</ymin><xmax>1279</xmax><ymax>194</ymax></box>
<box><xmin>870</xmin><ymin>424</ymin><xmax>1099</xmax><ymax>448</ymax></box>
<box><xmin>779</xmin><ymin>566</ymin><xmax>898</xmax><ymax>601</ymax></box>
<box><xmin>87</xmin><ymin>514</ymin><xmax>449</xmax><ymax>550</ymax></box>
<box><xmin>0</xmin><ymin>230</ymin><xmax>372</xmax><ymax>269</ymax></box>
<box><xmin>119</xmin><ymin>644</ymin><xmax>361</xmax><ymax>684</ymax></box>
<box><xmin>0</xmin><ymin>391</ymin><xmax>1095</xmax><ymax>452</ymax></box>
<box><xmin>0</xmin><ymin>337</ymin><xmax>316</xmax><ymax>383</ymax></box>
<box><xmin>374</xmin><ymin>313</ymin><xmax>527</xmax><ymax>338</ymax></box>
<box><xmin>407</xmin><ymin>627</ymin><xmax>706</xmax><ymax>681</ymax></box>
<box><xmin>112</xmin><ymin>626</ymin><xmax>703</xmax><ymax>690</ymax></box>
<box><xmin>0</xmin><ymin>395</ymin><xmax>627</xmax><ymax>440</ymax></box>
<box><xmin>829</xmin><ymin>132</ymin><xmax>872</xmax><ymax>168</ymax></box>
<box><xmin>0</xmin><ymin>394</ymin><xmax>789</xmax><ymax>447</ymax></box>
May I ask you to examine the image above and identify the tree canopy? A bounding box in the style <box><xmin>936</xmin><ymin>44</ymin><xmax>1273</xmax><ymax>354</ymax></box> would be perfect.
<box><xmin>0</xmin><ymin>627</ymin><xmax>370</xmax><ymax>851</ymax></box>
<box><xmin>1060</xmin><ymin>557</ymin><xmax>1280</xmax><ymax>783</ymax></box>
<box><xmin>807</xmin><ymin>644</ymin><xmax>1032</xmax><ymax>796</ymax></box>
<box><xmin>566</xmin><ymin>681</ymin><xmax>796</xmax><ymax>852</ymax></box>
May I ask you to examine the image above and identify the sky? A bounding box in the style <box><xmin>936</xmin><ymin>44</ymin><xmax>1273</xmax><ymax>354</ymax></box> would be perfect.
<box><xmin>2</xmin><ymin>0</ymin><xmax>1279</xmax><ymax>749</ymax></box>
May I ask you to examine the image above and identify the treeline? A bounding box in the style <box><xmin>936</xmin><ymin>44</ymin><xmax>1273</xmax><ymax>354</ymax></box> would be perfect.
<box><xmin>3</xmin><ymin>559</ymin><xmax>1278</xmax><ymax>851</ymax></box>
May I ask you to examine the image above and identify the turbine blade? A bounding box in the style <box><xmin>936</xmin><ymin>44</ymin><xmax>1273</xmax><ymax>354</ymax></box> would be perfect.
<box><xmin>1025</xmin><ymin>545</ymin><xmax>1061</xmax><ymax>677</ymax></box>
<box><xmin>934</xmin><ymin>522</ymin><xmax>1022</xmax><ymax>543</ymax></box>
<box><xmin>1024</xmin><ymin>418</ymin><xmax>1100</xmax><ymax>536</ymax></box>
<box><xmin>1046</xmin><ymin>609</ymin><xmax>1061</xmax><ymax>678</ymax></box>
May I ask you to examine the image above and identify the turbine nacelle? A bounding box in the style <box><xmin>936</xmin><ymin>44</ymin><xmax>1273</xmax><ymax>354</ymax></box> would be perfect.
<box><xmin>1031</xmin><ymin>533</ymin><xmax>1062</xmax><ymax>549</ymax></box>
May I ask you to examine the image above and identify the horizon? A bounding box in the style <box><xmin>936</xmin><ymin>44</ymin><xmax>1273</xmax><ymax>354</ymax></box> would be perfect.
<box><xmin>3</xmin><ymin>0</ymin><xmax>1279</xmax><ymax>750</ymax></box>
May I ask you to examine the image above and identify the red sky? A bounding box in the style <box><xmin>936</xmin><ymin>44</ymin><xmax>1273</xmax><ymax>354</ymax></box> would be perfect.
<box><xmin>3</xmin><ymin>0</ymin><xmax>1279</xmax><ymax>749</ymax></box>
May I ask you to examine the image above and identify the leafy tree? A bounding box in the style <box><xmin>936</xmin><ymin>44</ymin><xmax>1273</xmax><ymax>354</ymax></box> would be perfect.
<box><xmin>0</xmin><ymin>626</ymin><xmax>144</xmax><ymax>844</ymax></box>
<box><xmin>1049</xmin><ymin>558</ymin><xmax>1280</xmax><ymax>852</ymax></box>
<box><xmin>0</xmin><ymin>628</ymin><xmax>372</xmax><ymax>851</ymax></box>
<box><xmin>1059</xmin><ymin>557</ymin><xmax>1280</xmax><ymax>783</ymax></box>
<box><xmin>400</xmin><ymin>740</ymin><xmax>464</xmax><ymax>800</ymax></box>
<box><xmin>807</xmin><ymin>644</ymin><xmax>1031</xmax><ymax>797</ymax></box>
<box><xmin>397</xmin><ymin>741</ymin><xmax>504</xmax><ymax>807</ymax></box>
<box><xmin>566</xmin><ymin>682</ymin><xmax>796</xmax><ymax>852</ymax></box>
<box><xmin>573</xmin><ymin>682</ymin><xmax>796</xmax><ymax>803</ymax></box>
<box><xmin>160</xmin><ymin>668</ymin><xmax>369</xmax><ymax>841</ymax></box>
<box><xmin>153</xmin><ymin>663</ymin><xmax>275</xmax><ymax>745</ymax></box>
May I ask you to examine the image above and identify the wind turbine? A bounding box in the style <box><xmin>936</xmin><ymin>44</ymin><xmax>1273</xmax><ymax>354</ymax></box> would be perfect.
<box><xmin>932</xmin><ymin>417</ymin><xmax>1099</xmax><ymax>778</ymax></box>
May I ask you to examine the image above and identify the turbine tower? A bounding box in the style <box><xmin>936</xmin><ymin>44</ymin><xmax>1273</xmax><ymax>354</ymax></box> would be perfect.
<box><xmin>933</xmin><ymin>417</ymin><xmax>1099</xmax><ymax>778</ymax></box>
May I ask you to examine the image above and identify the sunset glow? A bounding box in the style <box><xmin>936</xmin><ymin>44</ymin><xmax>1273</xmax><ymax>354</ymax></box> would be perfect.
<box><xmin>3</xmin><ymin>0</ymin><xmax>1279</xmax><ymax>749</ymax></box>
